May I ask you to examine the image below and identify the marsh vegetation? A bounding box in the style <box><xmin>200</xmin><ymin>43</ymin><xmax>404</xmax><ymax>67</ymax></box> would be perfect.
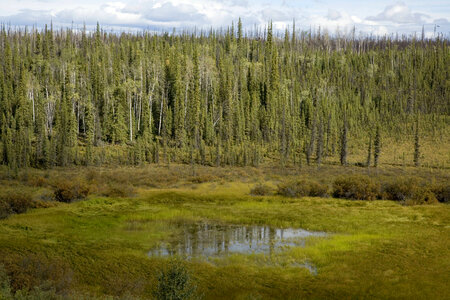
<box><xmin>0</xmin><ymin>19</ymin><xmax>448</xmax><ymax>299</ymax></box>
<box><xmin>0</xmin><ymin>164</ymin><xmax>448</xmax><ymax>299</ymax></box>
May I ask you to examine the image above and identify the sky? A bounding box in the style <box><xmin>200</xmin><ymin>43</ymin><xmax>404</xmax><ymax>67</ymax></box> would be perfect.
<box><xmin>0</xmin><ymin>0</ymin><xmax>449</xmax><ymax>36</ymax></box>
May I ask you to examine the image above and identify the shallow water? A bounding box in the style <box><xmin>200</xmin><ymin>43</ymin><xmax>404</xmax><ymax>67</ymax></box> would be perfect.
<box><xmin>148</xmin><ymin>222</ymin><xmax>326</xmax><ymax>274</ymax></box>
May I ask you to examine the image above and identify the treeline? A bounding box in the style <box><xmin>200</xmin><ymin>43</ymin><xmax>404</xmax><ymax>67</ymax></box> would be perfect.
<box><xmin>0</xmin><ymin>21</ymin><xmax>448</xmax><ymax>170</ymax></box>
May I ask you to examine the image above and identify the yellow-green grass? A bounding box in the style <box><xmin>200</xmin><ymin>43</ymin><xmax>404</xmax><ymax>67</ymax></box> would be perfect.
<box><xmin>1</xmin><ymin>180</ymin><xmax>449</xmax><ymax>299</ymax></box>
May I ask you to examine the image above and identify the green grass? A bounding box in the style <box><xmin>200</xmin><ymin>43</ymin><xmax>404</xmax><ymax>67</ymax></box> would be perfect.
<box><xmin>1</xmin><ymin>176</ymin><xmax>449</xmax><ymax>299</ymax></box>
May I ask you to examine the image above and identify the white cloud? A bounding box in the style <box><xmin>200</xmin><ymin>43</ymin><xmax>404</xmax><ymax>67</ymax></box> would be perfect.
<box><xmin>123</xmin><ymin>1</ymin><xmax>207</xmax><ymax>24</ymax></box>
<box><xmin>0</xmin><ymin>0</ymin><xmax>448</xmax><ymax>36</ymax></box>
<box><xmin>367</xmin><ymin>2</ymin><xmax>429</xmax><ymax>24</ymax></box>
<box><xmin>327</xmin><ymin>9</ymin><xmax>341</xmax><ymax>21</ymax></box>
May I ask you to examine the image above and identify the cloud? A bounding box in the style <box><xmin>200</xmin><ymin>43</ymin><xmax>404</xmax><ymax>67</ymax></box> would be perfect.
<box><xmin>0</xmin><ymin>0</ymin><xmax>448</xmax><ymax>36</ymax></box>
<box><xmin>434</xmin><ymin>18</ymin><xmax>449</xmax><ymax>25</ymax></box>
<box><xmin>367</xmin><ymin>2</ymin><xmax>429</xmax><ymax>24</ymax></box>
<box><xmin>2</xmin><ymin>9</ymin><xmax>53</xmax><ymax>25</ymax></box>
<box><xmin>326</xmin><ymin>9</ymin><xmax>341</xmax><ymax>21</ymax></box>
<box><xmin>123</xmin><ymin>1</ymin><xmax>207</xmax><ymax>24</ymax></box>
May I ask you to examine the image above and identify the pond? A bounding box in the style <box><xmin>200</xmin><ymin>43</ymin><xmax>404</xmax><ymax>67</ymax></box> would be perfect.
<box><xmin>148</xmin><ymin>222</ymin><xmax>327</xmax><ymax>274</ymax></box>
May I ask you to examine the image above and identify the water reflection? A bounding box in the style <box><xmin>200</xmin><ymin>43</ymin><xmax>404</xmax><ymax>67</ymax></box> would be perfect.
<box><xmin>148</xmin><ymin>222</ymin><xmax>327</xmax><ymax>257</ymax></box>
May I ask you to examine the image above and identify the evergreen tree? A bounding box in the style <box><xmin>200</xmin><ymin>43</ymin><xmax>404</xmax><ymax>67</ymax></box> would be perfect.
<box><xmin>414</xmin><ymin>116</ymin><xmax>421</xmax><ymax>167</ymax></box>
<box><xmin>374</xmin><ymin>125</ymin><xmax>381</xmax><ymax>167</ymax></box>
<box><xmin>0</xmin><ymin>23</ymin><xmax>447</xmax><ymax>169</ymax></box>
<box><xmin>340</xmin><ymin>119</ymin><xmax>348</xmax><ymax>166</ymax></box>
<box><xmin>366</xmin><ymin>135</ymin><xmax>372</xmax><ymax>167</ymax></box>
<box><xmin>316</xmin><ymin>119</ymin><xmax>324</xmax><ymax>166</ymax></box>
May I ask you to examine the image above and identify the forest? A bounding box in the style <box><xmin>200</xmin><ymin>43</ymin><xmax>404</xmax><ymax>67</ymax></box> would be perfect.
<box><xmin>0</xmin><ymin>21</ymin><xmax>449</xmax><ymax>300</ymax></box>
<box><xmin>0</xmin><ymin>21</ymin><xmax>448</xmax><ymax>171</ymax></box>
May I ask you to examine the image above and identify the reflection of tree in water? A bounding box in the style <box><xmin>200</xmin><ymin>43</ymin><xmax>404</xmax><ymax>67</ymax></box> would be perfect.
<box><xmin>149</xmin><ymin>222</ymin><xmax>326</xmax><ymax>257</ymax></box>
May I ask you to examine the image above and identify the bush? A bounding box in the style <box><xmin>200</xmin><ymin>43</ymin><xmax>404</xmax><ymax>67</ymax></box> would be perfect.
<box><xmin>0</xmin><ymin>192</ymin><xmax>33</xmax><ymax>219</ymax></box>
<box><xmin>407</xmin><ymin>188</ymin><xmax>438</xmax><ymax>205</ymax></box>
<box><xmin>0</xmin><ymin>200</ymin><xmax>11</xmax><ymax>220</ymax></box>
<box><xmin>382</xmin><ymin>178</ymin><xmax>438</xmax><ymax>205</ymax></box>
<box><xmin>27</xmin><ymin>175</ymin><xmax>47</xmax><ymax>187</ymax></box>
<box><xmin>101</xmin><ymin>184</ymin><xmax>136</xmax><ymax>198</ymax></box>
<box><xmin>53</xmin><ymin>180</ymin><xmax>90</xmax><ymax>203</ymax></box>
<box><xmin>382</xmin><ymin>178</ymin><xmax>418</xmax><ymax>201</ymax></box>
<box><xmin>277</xmin><ymin>179</ymin><xmax>328</xmax><ymax>198</ymax></box>
<box><xmin>8</xmin><ymin>193</ymin><xmax>33</xmax><ymax>214</ymax></box>
<box><xmin>4</xmin><ymin>254</ymin><xmax>73</xmax><ymax>294</ymax></box>
<box><xmin>0</xmin><ymin>264</ymin><xmax>12</xmax><ymax>299</ymax></box>
<box><xmin>250</xmin><ymin>184</ymin><xmax>273</xmax><ymax>196</ymax></box>
<box><xmin>154</xmin><ymin>259</ymin><xmax>197</xmax><ymax>300</ymax></box>
<box><xmin>432</xmin><ymin>184</ymin><xmax>450</xmax><ymax>203</ymax></box>
<box><xmin>332</xmin><ymin>175</ymin><xmax>379</xmax><ymax>200</ymax></box>
<box><xmin>190</xmin><ymin>174</ymin><xmax>217</xmax><ymax>184</ymax></box>
<box><xmin>0</xmin><ymin>262</ymin><xmax>64</xmax><ymax>300</ymax></box>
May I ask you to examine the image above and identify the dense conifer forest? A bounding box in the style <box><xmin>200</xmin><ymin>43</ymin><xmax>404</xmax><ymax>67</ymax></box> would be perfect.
<box><xmin>0</xmin><ymin>21</ymin><xmax>448</xmax><ymax>171</ymax></box>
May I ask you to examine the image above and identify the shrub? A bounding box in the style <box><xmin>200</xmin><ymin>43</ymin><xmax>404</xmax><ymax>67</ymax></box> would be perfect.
<box><xmin>277</xmin><ymin>179</ymin><xmax>328</xmax><ymax>198</ymax></box>
<box><xmin>5</xmin><ymin>254</ymin><xmax>73</xmax><ymax>293</ymax></box>
<box><xmin>8</xmin><ymin>192</ymin><xmax>33</xmax><ymax>214</ymax></box>
<box><xmin>432</xmin><ymin>184</ymin><xmax>450</xmax><ymax>203</ymax></box>
<box><xmin>1</xmin><ymin>262</ymin><xmax>64</xmax><ymax>300</ymax></box>
<box><xmin>190</xmin><ymin>174</ymin><xmax>217</xmax><ymax>184</ymax></box>
<box><xmin>382</xmin><ymin>178</ymin><xmax>438</xmax><ymax>205</ymax></box>
<box><xmin>27</xmin><ymin>175</ymin><xmax>47</xmax><ymax>187</ymax></box>
<box><xmin>0</xmin><ymin>200</ymin><xmax>11</xmax><ymax>220</ymax></box>
<box><xmin>154</xmin><ymin>259</ymin><xmax>197</xmax><ymax>300</ymax></box>
<box><xmin>407</xmin><ymin>188</ymin><xmax>437</xmax><ymax>205</ymax></box>
<box><xmin>382</xmin><ymin>178</ymin><xmax>418</xmax><ymax>201</ymax></box>
<box><xmin>250</xmin><ymin>184</ymin><xmax>273</xmax><ymax>196</ymax></box>
<box><xmin>53</xmin><ymin>179</ymin><xmax>90</xmax><ymax>203</ymax></box>
<box><xmin>0</xmin><ymin>192</ymin><xmax>33</xmax><ymax>219</ymax></box>
<box><xmin>0</xmin><ymin>264</ymin><xmax>12</xmax><ymax>299</ymax></box>
<box><xmin>332</xmin><ymin>175</ymin><xmax>379</xmax><ymax>200</ymax></box>
<box><xmin>102</xmin><ymin>184</ymin><xmax>136</xmax><ymax>198</ymax></box>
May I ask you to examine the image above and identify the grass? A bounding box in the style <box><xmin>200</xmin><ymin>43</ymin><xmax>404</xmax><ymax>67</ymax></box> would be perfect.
<box><xmin>0</xmin><ymin>165</ymin><xmax>449</xmax><ymax>299</ymax></box>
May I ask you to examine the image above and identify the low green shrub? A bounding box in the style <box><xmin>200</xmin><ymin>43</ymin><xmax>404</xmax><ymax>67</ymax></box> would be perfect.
<box><xmin>250</xmin><ymin>183</ymin><xmax>273</xmax><ymax>196</ymax></box>
<box><xmin>0</xmin><ymin>264</ymin><xmax>12</xmax><ymax>299</ymax></box>
<box><xmin>4</xmin><ymin>254</ymin><xmax>73</xmax><ymax>294</ymax></box>
<box><xmin>8</xmin><ymin>193</ymin><xmax>33</xmax><ymax>214</ymax></box>
<box><xmin>27</xmin><ymin>175</ymin><xmax>47</xmax><ymax>188</ymax></box>
<box><xmin>0</xmin><ymin>200</ymin><xmax>11</xmax><ymax>219</ymax></box>
<box><xmin>101</xmin><ymin>184</ymin><xmax>136</xmax><ymax>198</ymax></box>
<box><xmin>154</xmin><ymin>259</ymin><xmax>197</xmax><ymax>300</ymax></box>
<box><xmin>332</xmin><ymin>175</ymin><xmax>379</xmax><ymax>200</ymax></box>
<box><xmin>382</xmin><ymin>178</ymin><xmax>418</xmax><ymax>201</ymax></box>
<box><xmin>432</xmin><ymin>184</ymin><xmax>450</xmax><ymax>203</ymax></box>
<box><xmin>190</xmin><ymin>174</ymin><xmax>217</xmax><ymax>184</ymax></box>
<box><xmin>0</xmin><ymin>262</ymin><xmax>71</xmax><ymax>300</ymax></box>
<box><xmin>277</xmin><ymin>179</ymin><xmax>328</xmax><ymax>198</ymax></box>
<box><xmin>53</xmin><ymin>180</ymin><xmax>90</xmax><ymax>203</ymax></box>
<box><xmin>0</xmin><ymin>192</ymin><xmax>33</xmax><ymax>219</ymax></box>
<box><xmin>407</xmin><ymin>188</ymin><xmax>438</xmax><ymax>205</ymax></box>
<box><xmin>382</xmin><ymin>178</ymin><xmax>438</xmax><ymax>205</ymax></box>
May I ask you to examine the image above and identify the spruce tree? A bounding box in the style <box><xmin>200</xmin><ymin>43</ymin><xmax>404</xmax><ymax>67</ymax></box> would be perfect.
<box><xmin>306</xmin><ymin>116</ymin><xmax>316</xmax><ymax>166</ymax></box>
<box><xmin>366</xmin><ymin>135</ymin><xmax>372</xmax><ymax>167</ymax></box>
<box><xmin>414</xmin><ymin>116</ymin><xmax>421</xmax><ymax>167</ymax></box>
<box><xmin>340</xmin><ymin>120</ymin><xmax>348</xmax><ymax>166</ymax></box>
<box><xmin>316</xmin><ymin>119</ymin><xmax>324</xmax><ymax>166</ymax></box>
<box><xmin>374</xmin><ymin>125</ymin><xmax>381</xmax><ymax>167</ymax></box>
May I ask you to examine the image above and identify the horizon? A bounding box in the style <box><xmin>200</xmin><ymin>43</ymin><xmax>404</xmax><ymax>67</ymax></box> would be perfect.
<box><xmin>1</xmin><ymin>0</ymin><xmax>449</xmax><ymax>37</ymax></box>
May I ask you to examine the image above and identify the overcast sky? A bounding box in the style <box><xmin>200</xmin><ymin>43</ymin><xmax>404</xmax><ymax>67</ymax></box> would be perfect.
<box><xmin>1</xmin><ymin>0</ymin><xmax>449</xmax><ymax>36</ymax></box>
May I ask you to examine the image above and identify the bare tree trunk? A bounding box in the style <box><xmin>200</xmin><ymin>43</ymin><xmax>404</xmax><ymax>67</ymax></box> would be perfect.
<box><xmin>129</xmin><ymin>91</ymin><xmax>133</xmax><ymax>142</ymax></box>
<box><xmin>158</xmin><ymin>92</ymin><xmax>164</xmax><ymax>136</ymax></box>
